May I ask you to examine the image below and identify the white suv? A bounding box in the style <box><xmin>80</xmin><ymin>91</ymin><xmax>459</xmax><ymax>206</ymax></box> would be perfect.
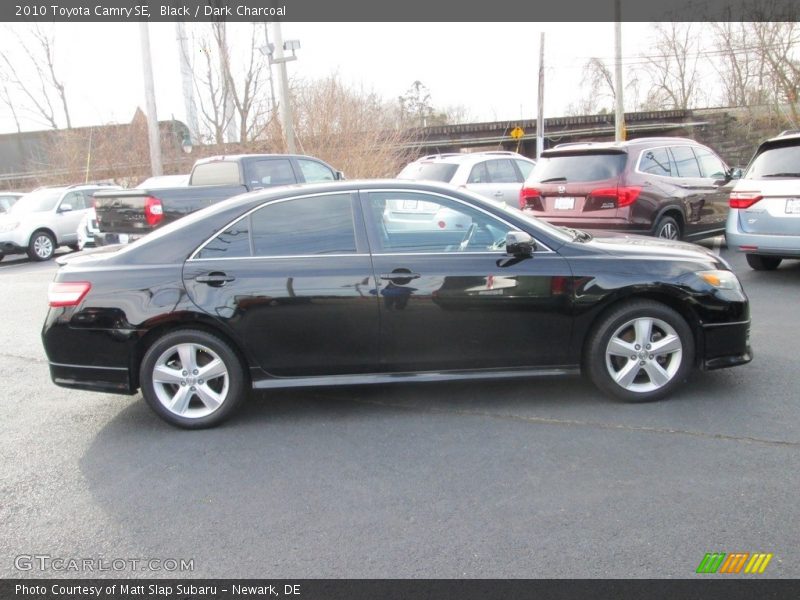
<box><xmin>397</xmin><ymin>151</ymin><xmax>535</xmax><ymax>208</ymax></box>
<box><xmin>726</xmin><ymin>131</ymin><xmax>800</xmax><ymax>270</ymax></box>
<box><xmin>0</xmin><ymin>184</ymin><xmax>119</xmax><ymax>261</ymax></box>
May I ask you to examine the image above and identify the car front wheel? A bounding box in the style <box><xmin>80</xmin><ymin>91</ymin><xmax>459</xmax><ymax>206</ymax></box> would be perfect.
<box><xmin>140</xmin><ymin>329</ymin><xmax>246</xmax><ymax>428</ymax></box>
<box><xmin>28</xmin><ymin>230</ymin><xmax>55</xmax><ymax>261</ymax></box>
<box><xmin>585</xmin><ymin>300</ymin><xmax>694</xmax><ymax>402</ymax></box>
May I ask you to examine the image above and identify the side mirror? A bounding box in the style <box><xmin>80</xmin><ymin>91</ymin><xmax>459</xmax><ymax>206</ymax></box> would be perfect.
<box><xmin>59</xmin><ymin>203</ymin><xmax>73</xmax><ymax>212</ymax></box>
<box><xmin>335</xmin><ymin>170</ymin><xmax>346</xmax><ymax>181</ymax></box>
<box><xmin>728</xmin><ymin>167</ymin><xmax>744</xmax><ymax>180</ymax></box>
<box><xmin>506</xmin><ymin>231</ymin><xmax>535</xmax><ymax>257</ymax></box>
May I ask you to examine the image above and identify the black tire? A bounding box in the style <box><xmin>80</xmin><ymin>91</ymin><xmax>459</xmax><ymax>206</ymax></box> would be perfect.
<box><xmin>68</xmin><ymin>244</ymin><xmax>80</xmax><ymax>252</ymax></box>
<box><xmin>745</xmin><ymin>254</ymin><xmax>781</xmax><ymax>271</ymax></box>
<box><xmin>27</xmin><ymin>230</ymin><xmax>56</xmax><ymax>261</ymax></box>
<box><xmin>585</xmin><ymin>300</ymin><xmax>694</xmax><ymax>402</ymax></box>
<box><xmin>653</xmin><ymin>215</ymin><xmax>681</xmax><ymax>240</ymax></box>
<box><xmin>140</xmin><ymin>329</ymin><xmax>247</xmax><ymax>429</ymax></box>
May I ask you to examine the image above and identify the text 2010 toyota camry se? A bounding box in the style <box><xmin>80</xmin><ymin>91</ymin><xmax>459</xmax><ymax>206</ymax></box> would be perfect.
<box><xmin>42</xmin><ymin>181</ymin><xmax>752</xmax><ymax>428</ymax></box>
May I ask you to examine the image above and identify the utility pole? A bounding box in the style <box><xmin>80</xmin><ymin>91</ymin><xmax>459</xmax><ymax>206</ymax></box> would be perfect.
<box><xmin>139</xmin><ymin>22</ymin><xmax>162</xmax><ymax>176</ymax></box>
<box><xmin>536</xmin><ymin>32</ymin><xmax>545</xmax><ymax>159</ymax></box>
<box><xmin>175</xmin><ymin>21</ymin><xmax>200</xmax><ymax>144</ymax></box>
<box><xmin>271</xmin><ymin>21</ymin><xmax>296</xmax><ymax>153</ymax></box>
<box><xmin>263</xmin><ymin>23</ymin><xmax>277</xmax><ymax>113</ymax></box>
<box><xmin>614</xmin><ymin>0</ymin><xmax>625</xmax><ymax>141</ymax></box>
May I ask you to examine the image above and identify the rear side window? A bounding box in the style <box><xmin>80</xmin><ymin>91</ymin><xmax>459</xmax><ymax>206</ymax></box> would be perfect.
<box><xmin>745</xmin><ymin>143</ymin><xmax>800</xmax><ymax>178</ymax></box>
<box><xmin>531</xmin><ymin>153</ymin><xmax>626</xmax><ymax>183</ymax></box>
<box><xmin>197</xmin><ymin>194</ymin><xmax>356</xmax><ymax>259</ymax></box>
<box><xmin>249</xmin><ymin>159</ymin><xmax>296</xmax><ymax>186</ymax></box>
<box><xmin>397</xmin><ymin>162</ymin><xmax>459</xmax><ymax>183</ymax></box>
<box><xmin>190</xmin><ymin>161</ymin><xmax>241</xmax><ymax>186</ymax></box>
<box><xmin>639</xmin><ymin>148</ymin><xmax>672</xmax><ymax>176</ymax></box>
<box><xmin>670</xmin><ymin>146</ymin><xmax>702</xmax><ymax>177</ymax></box>
<box><xmin>467</xmin><ymin>162</ymin><xmax>490</xmax><ymax>183</ymax></box>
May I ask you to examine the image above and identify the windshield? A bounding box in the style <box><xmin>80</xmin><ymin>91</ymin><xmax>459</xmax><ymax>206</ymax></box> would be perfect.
<box><xmin>397</xmin><ymin>162</ymin><xmax>459</xmax><ymax>183</ymax></box>
<box><xmin>7</xmin><ymin>189</ymin><xmax>62</xmax><ymax>215</ymax></box>
<box><xmin>746</xmin><ymin>143</ymin><xmax>800</xmax><ymax>178</ymax></box>
<box><xmin>530</xmin><ymin>152</ymin><xmax>627</xmax><ymax>183</ymax></box>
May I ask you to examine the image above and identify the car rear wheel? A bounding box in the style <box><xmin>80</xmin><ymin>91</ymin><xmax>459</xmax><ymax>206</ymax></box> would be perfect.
<box><xmin>140</xmin><ymin>329</ymin><xmax>246</xmax><ymax>429</ymax></box>
<box><xmin>27</xmin><ymin>230</ymin><xmax>55</xmax><ymax>261</ymax></box>
<box><xmin>585</xmin><ymin>300</ymin><xmax>694</xmax><ymax>402</ymax></box>
<box><xmin>654</xmin><ymin>216</ymin><xmax>681</xmax><ymax>240</ymax></box>
<box><xmin>745</xmin><ymin>254</ymin><xmax>782</xmax><ymax>271</ymax></box>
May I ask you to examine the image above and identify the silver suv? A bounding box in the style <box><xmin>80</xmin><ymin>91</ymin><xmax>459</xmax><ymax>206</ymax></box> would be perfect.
<box><xmin>0</xmin><ymin>184</ymin><xmax>119</xmax><ymax>261</ymax></box>
<box><xmin>397</xmin><ymin>151</ymin><xmax>535</xmax><ymax>208</ymax></box>
<box><xmin>726</xmin><ymin>131</ymin><xmax>800</xmax><ymax>270</ymax></box>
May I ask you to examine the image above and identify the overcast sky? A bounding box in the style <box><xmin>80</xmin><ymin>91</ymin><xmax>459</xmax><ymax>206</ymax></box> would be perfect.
<box><xmin>0</xmin><ymin>22</ymin><xmax>659</xmax><ymax>134</ymax></box>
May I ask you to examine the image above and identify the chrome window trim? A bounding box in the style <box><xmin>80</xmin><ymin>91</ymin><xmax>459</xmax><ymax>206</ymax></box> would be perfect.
<box><xmin>188</xmin><ymin>190</ymin><xmax>361</xmax><ymax>261</ymax></box>
<box><xmin>364</xmin><ymin>188</ymin><xmax>556</xmax><ymax>253</ymax></box>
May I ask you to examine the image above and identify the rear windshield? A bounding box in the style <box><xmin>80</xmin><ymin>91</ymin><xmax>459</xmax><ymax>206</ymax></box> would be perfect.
<box><xmin>397</xmin><ymin>162</ymin><xmax>459</xmax><ymax>183</ymax></box>
<box><xmin>530</xmin><ymin>152</ymin><xmax>627</xmax><ymax>183</ymax></box>
<box><xmin>190</xmin><ymin>161</ymin><xmax>240</xmax><ymax>186</ymax></box>
<box><xmin>746</xmin><ymin>143</ymin><xmax>800</xmax><ymax>178</ymax></box>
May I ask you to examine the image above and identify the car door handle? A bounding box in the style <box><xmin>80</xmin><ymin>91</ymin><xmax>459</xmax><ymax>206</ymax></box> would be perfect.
<box><xmin>380</xmin><ymin>272</ymin><xmax>420</xmax><ymax>281</ymax></box>
<box><xmin>195</xmin><ymin>272</ymin><xmax>236</xmax><ymax>286</ymax></box>
<box><xmin>494</xmin><ymin>191</ymin><xmax>504</xmax><ymax>197</ymax></box>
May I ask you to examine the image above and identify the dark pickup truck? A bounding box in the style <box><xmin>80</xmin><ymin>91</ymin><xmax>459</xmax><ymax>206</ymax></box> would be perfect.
<box><xmin>93</xmin><ymin>154</ymin><xmax>343</xmax><ymax>245</ymax></box>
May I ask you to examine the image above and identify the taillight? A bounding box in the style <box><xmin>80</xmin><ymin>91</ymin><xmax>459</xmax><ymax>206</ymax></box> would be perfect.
<box><xmin>519</xmin><ymin>186</ymin><xmax>541</xmax><ymax>209</ymax></box>
<box><xmin>48</xmin><ymin>281</ymin><xmax>91</xmax><ymax>308</ymax></box>
<box><xmin>729</xmin><ymin>192</ymin><xmax>763</xmax><ymax>209</ymax></box>
<box><xmin>144</xmin><ymin>196</ymin><xmax>163</xmax><ymax>226</ymax></box>
<box><xmin>589</xmin><ymin>186</ymin><xmax>641</xmax><ymax>207</ymax></box>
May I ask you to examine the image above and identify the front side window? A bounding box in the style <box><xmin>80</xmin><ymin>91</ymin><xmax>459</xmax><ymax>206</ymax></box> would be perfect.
<box><xmin>670</xmin><ymin>146</ymin><xmax>702</xmax><ymax>178</ymax></box>
<box><xmin>467</xmin><ymin>162</ymin><xmax>490</xmax><ymax>183</ymax></box>
<box><xmin>486</xmin><ymin>159</ymin><xmax>520</xmax><ymax>183</ymax></box>
<box><xmin>249</xmin><ymin>159</ymin><xmax>296</xmax><ymax>186</ymax></box>
<box><xmin>197</xmin><ymin>193</ymin><xmax>356</xmax><ymax>259</ymax></box>
<box><xmin>367</xmin><ymin>191</ymin><xmax>512</xmax><ymax>253</ymax></box>
<box><xmin>694</xmin><ymin>147</ymin><xmax>727</xmax><ymax>179</ymax></box>
<box><xmin>297</xmin><ymin>159</ymin><xmax>335</xmax><ymax>182</ymax></box>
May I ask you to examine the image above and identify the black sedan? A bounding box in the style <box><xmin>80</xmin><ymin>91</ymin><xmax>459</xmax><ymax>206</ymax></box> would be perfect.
<box><xmin>42</xmin><ymin>181</ymin><xmax>751</xmax><ymax>428</ymax></box>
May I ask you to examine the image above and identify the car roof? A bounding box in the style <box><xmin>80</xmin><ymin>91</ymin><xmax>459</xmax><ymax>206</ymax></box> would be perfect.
<box><xmin>411</xmin><ymin>151</ymin><xmax>532</xmax><ymax>165</ymax></box>
<box><xmin>194</xmin><ymin>154</ymin><xmax>329</xmax><ymax>165</ymax></box>
<box><xmin>547</xmin><ymin>137</ymin><xmax>700</xmax><ymax>155</ymax></box>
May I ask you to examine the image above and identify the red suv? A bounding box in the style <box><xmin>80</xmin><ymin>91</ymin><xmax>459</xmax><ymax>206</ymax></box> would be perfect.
<box><xmin>519</xmin><ymin>137</ymin><xmax>739</xmax><ymax>240</ymax></box>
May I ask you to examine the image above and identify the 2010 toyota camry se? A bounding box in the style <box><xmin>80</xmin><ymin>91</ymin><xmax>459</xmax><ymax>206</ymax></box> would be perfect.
<box><xmin>42</xmin><ymin>181</ymin><xmax>752</xmax><ymax>428</ymax></box>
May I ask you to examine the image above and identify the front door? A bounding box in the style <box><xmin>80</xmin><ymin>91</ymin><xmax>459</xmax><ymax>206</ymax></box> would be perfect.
<box><xmin>361</xmin><ymin>189</ymin><xmax>574</xmax><ymax>372</ymax></box>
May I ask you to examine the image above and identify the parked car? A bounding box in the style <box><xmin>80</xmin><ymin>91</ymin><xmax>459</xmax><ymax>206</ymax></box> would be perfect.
<box><xmin>93</xmin><ymin>154</ymin><xmax>343</xmax><ymax>246</ymax></box>
<box><xmin>43</xmin><ymin>180</ymin><xmax>751</xmax><ymax>429</ymax></box>
<box><xmin>726</xmin><ymin>130</ymin><xmax>800</xmax><ymax>270</ymax></box>
<box><xmin>0</xmin><ymin>184</ymin><xmax>119</xmax><ymax>261</ymax></box>
<box><xmin>0</xmin><ymin>192</ymin><xmax>23</xmax><ymax>214</ymax></box>
<box><xmin>519</xmin><ymin>137</ymin><xmax>740</xmax><ymax>241</ymax></box>
<box><xmin>397</xmin><ymin>151</ymin><xmax>535</xmax><ymax>208</ymax></box>
<box><xmin>76</xmin><ymin>175</ymin><xmax>190</xmax><ymax>250</ymax></box>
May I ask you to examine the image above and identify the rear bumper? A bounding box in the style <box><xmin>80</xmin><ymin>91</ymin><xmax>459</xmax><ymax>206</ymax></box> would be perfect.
<box><xmin>700</xmin><ymin>320</ymin><xmax>752</xmax><ymax>370</ymax></box>
<box><xmin>48</xmin><ymin>361</ymin><xmax>136</xmax><ymax>394</ymax></box>
<box><xmin>726</xmin><ymin>210</ymin><xmax>800</xmax><ymax>256</ymax></box>
<box><xmin>95</xmin><ymin>232</ymin><xmax>140</xmax><ymax>246</ymax></box>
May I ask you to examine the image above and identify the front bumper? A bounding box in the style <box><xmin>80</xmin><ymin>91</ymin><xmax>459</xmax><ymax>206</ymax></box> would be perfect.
<box><xmin>700</xmin><ymin>320</ymin><xmax>752</xmax><ymax>370</ymax></box>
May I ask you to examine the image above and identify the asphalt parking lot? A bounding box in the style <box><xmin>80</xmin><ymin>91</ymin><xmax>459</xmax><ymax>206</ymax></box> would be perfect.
<box><xmin>1</xmin><ymin>240</ymin><xmax>798</xmax><ymax>579</ymax></box>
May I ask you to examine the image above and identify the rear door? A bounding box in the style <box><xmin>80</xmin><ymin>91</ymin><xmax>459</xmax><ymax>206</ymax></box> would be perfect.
<box><xmin>464</xmin><ymin>159</ymin><xmax>525</xmax><ymax>207</ymax></box>
<box><xmin>182</xmin><ymin>191</ymin><xmax>380</xmax><ymax>377</ymax></box>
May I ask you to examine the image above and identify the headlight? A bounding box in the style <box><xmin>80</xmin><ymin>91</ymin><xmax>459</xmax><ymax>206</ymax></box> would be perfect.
<box><xmin>696</xmin><ymin>270</ymin><xmax>742</xmax><ymax>292</ymax></box>
<box><xmin>0</xmin><ymin>221</ymin><xmax>19</xmax><ymax>233</ymax></box>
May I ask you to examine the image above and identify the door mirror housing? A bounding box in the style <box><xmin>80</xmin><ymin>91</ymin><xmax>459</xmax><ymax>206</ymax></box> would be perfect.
<box><xmin>58</xmin><ymin>203</ymin><xmax>73</xmax><ymax>212</ymax></box>
<box><xmin>727</xmin><ymin>167</ymin><xmax>744</xmax><ymax>180</ymax></box>
<box><xmin>505</xmin><ymin>231</ymin><xmax>535</xmax><ymax>257</ymax></box>
<box><xmin>335</xmin><ymin>170</ymin><xmax>346</xmax><ymax>181</ymax></box>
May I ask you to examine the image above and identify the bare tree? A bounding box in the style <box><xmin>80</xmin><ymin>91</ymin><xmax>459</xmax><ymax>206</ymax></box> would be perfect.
<box><xmin>191</xmin><ymin>23</ymin><xmax>273</xmax><ymax>144</ymax></box>
<box><xmin>293</xmin><ymin>76</ymin><xmax>415</xmax><ymax>178</ymax></box>
<box><xmin>641</xmin><ymin>23</ymin><xmax>702</xmax><ymax>110</ymax></box>
<box><xmin>567</xmin><ymin>57</ymin><xmax>641</xmax><ymax>116</ymax></box>
<box><xmin>0</xmin><ymin>24</ymin><xmax>72</xmax><ymax>129</ymax></box>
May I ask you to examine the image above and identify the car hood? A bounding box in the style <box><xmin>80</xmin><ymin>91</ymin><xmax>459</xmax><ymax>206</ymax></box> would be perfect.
<box><xmin>583</xmin><ymin>231</ymin><xmax>727</xmax><ymax>267</ymax></box>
